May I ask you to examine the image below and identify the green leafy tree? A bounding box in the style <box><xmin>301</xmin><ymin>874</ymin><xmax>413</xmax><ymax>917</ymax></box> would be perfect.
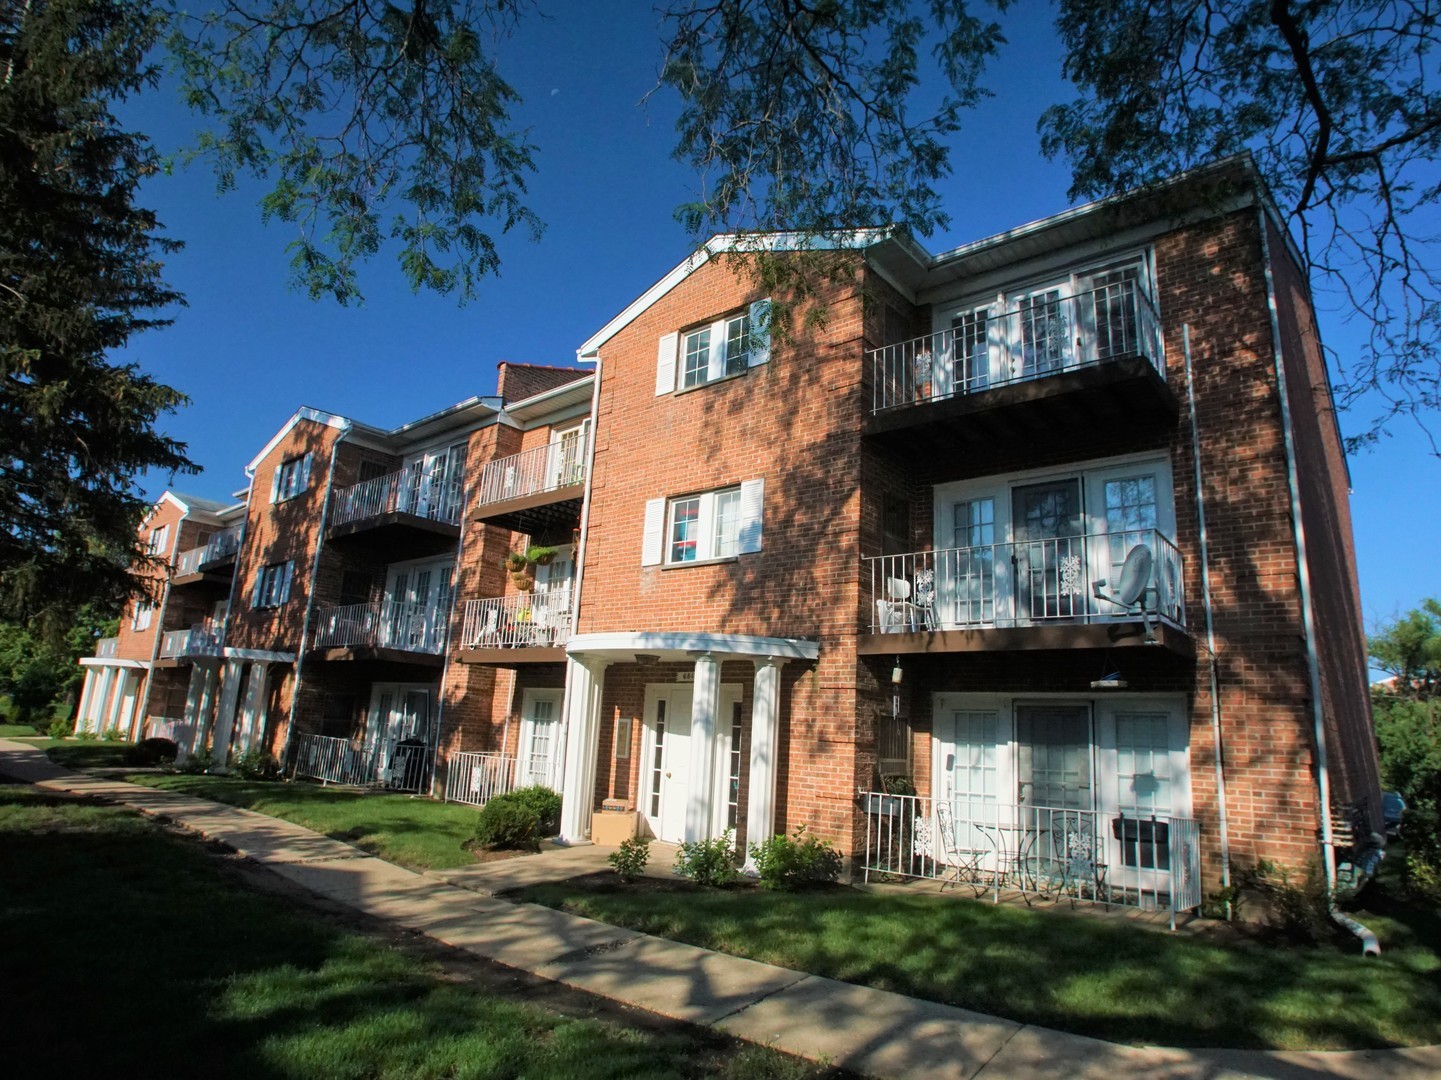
<box><xmin>1040</xmin><ymin>0</ymin><xmax>1441</xmax><ymax>452</ymax></box>
<box><xmin>166</xmin><ymin>0</ymin><xmax>543</xmax><ymax>305</ymax></box>
<box><xmin>1</xmin><ymin>0</ymin><xmax>194</xmax><ymax>634</ymax></box>
<box><xmin>0</xmin><ymin>605</ymin><xmax>116</xmax><ymax>722</ymax></box>
<box><xmin>1370</xmin><ymin>600</ymin><xmax>1441</xmax><ymax>894</ymax></box>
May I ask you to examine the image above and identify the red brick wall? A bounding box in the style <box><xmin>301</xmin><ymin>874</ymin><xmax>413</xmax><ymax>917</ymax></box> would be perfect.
<box><xmin>115</xmin><ymin>497</ymin><xmax>186</xmax><ymax>662</ymax></box>
<box><xmin>497</xmin><ymin>362</ymin><xmax>588</xmax><ymax>403</ymax></box>
<box><xmin>1266</xmin><ymin>218</ymin><xmax>1382</xmax><ymax>830</ymax></box>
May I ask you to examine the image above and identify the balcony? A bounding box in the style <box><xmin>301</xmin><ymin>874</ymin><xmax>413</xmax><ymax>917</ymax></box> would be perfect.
<box><xmin>310</xmin><ymin>600</ymin><xmax>448</xmax><ymax>665</ymax></box>
<box><xmin>865</xmin><ymin>282</ymin><xmax>1177</xmax><ymax>458</ymax></box>
<box><xmin>95</xmin><ymin>637</ymin><xmax>119</xmax><ymax>659</ymax></box>
<box><xmin>326</xmin><ymin>469</ymin><xmax>463</xmax><ymax>557</ymax></box>
<box><xmin>473</xmin><ymin>435</ymin><xmax>588</xmax><ymax>535</ymax></box>
<box><xmin>157</xmin><ymin>623</ymin><xmax>223</xmax><ymax>662</ymax></box>
<box><xmin>173</xmin><ymin>526</ymin><xmax>242</xmax><ymax>585</ymax></box>
<box><xmin>860</xmin><ymin>529</ymin><xmax>1192</xmax><ymax>656</ymax></box>
<box><xmin>456</xmin><ymin>589</ymin><xmax>573</xmax><ymax>663</ymax></box>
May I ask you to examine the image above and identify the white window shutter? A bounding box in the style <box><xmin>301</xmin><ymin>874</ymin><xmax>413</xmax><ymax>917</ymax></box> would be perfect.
<box><xmin>299</xmin><ymin>452</ymin><xmax>313</xmax><ymax>494</ymax></box>
<box><xmin>251</xmin><ymin>570</ymin><xmax>266</xmax><ymax>609</ymax></box>
<box><xmin>269</xmin><ymin>464</ymin><xmax>282</xmax><ymax>503</ymax></box>
<box><xmin>748</xmin><ymin>299</ymin><xmax>772</xmax><ymax>367</ymax></box>
<box><xmin>738</xmin><ymin>478</ymin><xmax>764</xmax><ymax>553</ymax></box>
<box><xmin>280</xmin><ymin>561</ymin><xmax>295</xmax><ymax>604</ymax></box>
<box><xmin>641</xmin><ymin>498</ymin><xmax>666</xmax><ymax>566</ymax></box>
<box><xmin>655</xmin><ymin>332</ymin><xmax>679</xmax><ymax>395</ymax></box>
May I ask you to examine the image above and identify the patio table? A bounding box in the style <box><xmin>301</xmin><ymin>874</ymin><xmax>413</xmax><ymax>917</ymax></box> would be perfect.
<box><xmin>973</xmin><ymin>821</ymin><xmax>1049</xmax><ymax>902</ymax></box>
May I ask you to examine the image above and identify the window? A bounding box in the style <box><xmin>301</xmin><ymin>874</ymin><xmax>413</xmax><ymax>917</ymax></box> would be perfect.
<box><xmin>642</xmin><ymin>479</ymin><xmax>764</xmax><ymax>566</ymax></box>
<box><xmin>252</xmin><ymin>561</ymin><xmax>295</xmax><ymax>609</ymax></box>
<box><xmin>338</xmin><ymin>571</ymin><xmax>372</xmax><ymax>607</ymax></box>
<box><xmin>146</xmin><ymin>525</ymin><xmax>169</xmax><ymax>557</ymax></box>
<box><xmin>655</xmin><ymin>299</ymin><xmax>771</xmax><ymax>395</ymax></box>
<box><xmin>132</xmin><ymin>598</ymin><xmax>154</xmax><ymax>632</ymax></box>
<box><xmin>271</xmin><ymin>453</ymin><xmax>313</xmax><ymax>503</ymax></box>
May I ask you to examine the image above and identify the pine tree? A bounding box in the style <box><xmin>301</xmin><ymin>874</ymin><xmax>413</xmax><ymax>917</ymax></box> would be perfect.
<box><xmin>0</xmin><ymin>0</ymin><xmax>194</xmax><ymax>635</ymax></box>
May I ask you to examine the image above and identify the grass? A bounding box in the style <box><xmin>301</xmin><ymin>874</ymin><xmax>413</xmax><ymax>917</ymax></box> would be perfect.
<box><xmin>0</xmin><ymin>788</ymin><xmax>825</xmax><ymax>1080</ymax></box>
<box><xmin>513</xmin><ymin>876</ymin><xmax>1441</xmax><ymax>1052</ymax></box>
<box><xmin>0</xmin><ymin>722</ymin><xmax>41</xmax><ymax>738</ymax></box>
<box><xmin>124</xmin><ymin>772</ymin><xmax>485</xmax><ymax>871</ymax></box>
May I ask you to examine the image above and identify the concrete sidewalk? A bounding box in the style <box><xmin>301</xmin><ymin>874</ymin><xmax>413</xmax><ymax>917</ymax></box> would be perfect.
<box><xmin>2</xmin><ymin>739</ymin><xmax>1437</xmax><ymax>1080</ymax></box>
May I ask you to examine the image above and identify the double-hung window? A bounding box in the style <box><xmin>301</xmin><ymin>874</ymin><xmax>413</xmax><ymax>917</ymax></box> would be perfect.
<box><xmin>252</xmin><ymin>560</ymin><xmax>295</xmax><ymax>609</ymax></box>
<box><xmin>146</xmin><ymin>524</ymin><xmax>169</xmax><ymax>558</ymax></box>
<box><xmin>272</xmin><ymin>453</ymin><xmax>313</xmax><ymax>503</ymax></box>
<box><xmin>642</xmin><ymin>480</ymin><xmax>764</xmax><ymax>566</ymax></box>
<box><xmin>132</xmin><ymin>598</ymin><xmax>154</xmax><ymax>631</ymax></box>
<box><xmin>656</xmin><ymin>299</ymin><xmax>772</xmax><ymax>395</ymax></box>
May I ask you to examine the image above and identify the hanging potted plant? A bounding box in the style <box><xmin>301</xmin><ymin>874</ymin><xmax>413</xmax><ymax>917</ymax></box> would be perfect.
<box><xmin>504</xmin><ymin>551</ymin><xmax>528</xmax><ymax>573</ymax></box>
<box><xmin>511</xmin><ymin>571</ymin><xmax>534</xmax><ymax>592</ymax></box>
<box><xmin>526</xmin><ymin>543</ymin><xmax>559</xmax><ymax>567</ymax></box>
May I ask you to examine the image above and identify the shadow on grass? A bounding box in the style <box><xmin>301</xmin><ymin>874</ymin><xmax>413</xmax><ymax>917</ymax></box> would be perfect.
<box><xmin>514</xmin><ymin>877</ymin><xmax>1441</xmax><ymax>1052</ymax></box>
<box><xmin>0</xmin><ymin>789</ymin><xmax>819</xmax><ymax>1080</ymax></box>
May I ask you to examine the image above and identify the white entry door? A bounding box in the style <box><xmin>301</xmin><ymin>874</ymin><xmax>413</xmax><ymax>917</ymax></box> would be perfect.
<box><xmin>642</xmin><ymin>687</ymin><xmax>694</xmax><ymax>842</ymax></box>
<box><xmin>518</xmin><ymin>688</ymin><xmax>561</xmax><ymax>788</ymax></box>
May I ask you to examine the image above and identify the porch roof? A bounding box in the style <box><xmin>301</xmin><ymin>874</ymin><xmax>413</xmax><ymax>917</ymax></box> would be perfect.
<box><xmin>565</xmin><ymin>631</ymin><xmax>818</xmax><ymax>665</ymax></box>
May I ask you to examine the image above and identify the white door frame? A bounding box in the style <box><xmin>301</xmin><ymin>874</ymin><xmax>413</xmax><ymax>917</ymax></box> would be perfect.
<box><xmin>640</xmin><ymin>682</ymin><xmax>743</xmax><ymax>843</ymax></box>
<box><xmin>518</xmin><ymin>687</ymin><xmax>563</xmax><ymax>788</ymax></box>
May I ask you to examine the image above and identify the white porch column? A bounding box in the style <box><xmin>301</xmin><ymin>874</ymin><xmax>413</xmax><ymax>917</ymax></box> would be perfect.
<box><xmin>85</xmin><ymin>666</ymin><xmax>115</xmax><ymax>734</ymax></box>
<box><xmin>103</xmin><ymin>669</ymin><xmax>131</xmax><ymax>734</ymax></box>
<box><xmin>235</xmin><ymin>661</ymin><xmax>271</xmax><ymax>754</ymax></box>
<box><xmin>210</xmin><ymin>659</ymin><xmax>246</xmax><ymax>766</ymax></box>
<box><xmin>684</xmin><ymin>653</ymin><xmax>721</xmax><ymax>843</ymax></box>
<box><xmin>743</xmin><ymin>657</ymin><xmax>784</xmax><ymax>872</ymax></box>
<box><xmin>184</xmin><ymin>661</ymin><xmax>220</xmax><ymax>760</ymax></box>
<box><xmin>558</xmin><ymin>657</ymin><xmax>607</xmax><ymax>844</ymax></box>
<box><xmin>75</xmin><ymin>670</ymin><xmax>100</xmax><ymax>733</ymax></box>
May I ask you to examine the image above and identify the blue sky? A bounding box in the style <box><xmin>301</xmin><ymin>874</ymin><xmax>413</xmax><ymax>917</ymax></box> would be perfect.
<box><xmin>118</xmin><ymin>3</ymin><xmax>1436</xmax><ymax>641</ymax></box>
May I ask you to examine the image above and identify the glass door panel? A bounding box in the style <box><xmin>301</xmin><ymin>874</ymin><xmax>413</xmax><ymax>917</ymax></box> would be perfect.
<box><xmin>1011</xmin><ymin>479</ymin><xmax>1084</xmax><ymax>622</ymax></box>
<box><xmin>1016</xmin><ymin>705</ymin><xmax>1093</xmax><ymax>811</ymax></box>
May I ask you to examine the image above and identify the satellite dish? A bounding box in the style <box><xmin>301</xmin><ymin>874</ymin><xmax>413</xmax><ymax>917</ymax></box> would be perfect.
<box><xmin>1093</xmin><ymin>543</ymin><xmax>1157</xmax><ymax>641</ymax></box>
<box><xmin>1113</xmin><ymin>545</ymin><xmax>1154</xmax><ymax>606</ymax></box>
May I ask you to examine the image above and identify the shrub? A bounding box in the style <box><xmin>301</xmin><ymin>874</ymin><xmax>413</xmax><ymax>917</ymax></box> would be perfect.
<box><xmin>127</xmin><ymin>737</ymin><xmax>179</xmax><ymax>767</ymax></box>
<box><xmin>230</xmin><ymin>748</ymin><xmax>280</xmax><ymax>781</ymax></box>
<box><xmin>46</xmin><ymin>720</ymin><xmax>71</xmax><ymax>740</ymax></box>
<box><xmin>749</xmin><ymin>825</ymin><xmax>843</xmax><ymax>891</ymax></box>
<box><xmin>178</xmin><ymin>748</ymin><xmax>216</xmax><ymax>774</ymax></box>
<box><xmin>608</xmin><ymin>836</ymin><xmax>651</xmax><ymax>882</ymax></box>
<box><xmin>507</xmin><ymin>785</ymin><xmax>562</xmax><ymax>836</ymax></box>
<box><xmin>473</xmin><ymin>796</ymin><xmax>540</xmax><ymax>851</ymax></box>
<box><xmin>76</xmin><ymin>728</ymin><xmax>98</xmax><ymax>741</ymax></box>
<box><xmin>99</xmin><ymin>727</ymin><xmax>123</xmax><ymax>742</ymax></box>
<box><xmin>674</xmin><ymin>829</ymin><xmax>740</xmax><ymax>887</ymax></box>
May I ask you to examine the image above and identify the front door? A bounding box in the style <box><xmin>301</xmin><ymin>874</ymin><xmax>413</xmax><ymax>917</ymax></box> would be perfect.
<box><xmin>1012</xmin><ymin>479</ymin><xmax>1084</xmax><ymax>622</ymax></box>
<box><xmin>367</xmin><ymin>684</ymin><xmax>432</xmax><ymax>790</ymax></box>
<box><xmin>643</xmin><ymin>687</ymin><xmax>694</xmax><ymax>842</ymax></box>
<box><xmin>518</xmin><ymin>689</ymin><xmax>561</xmax><ymax>788</ymax></box>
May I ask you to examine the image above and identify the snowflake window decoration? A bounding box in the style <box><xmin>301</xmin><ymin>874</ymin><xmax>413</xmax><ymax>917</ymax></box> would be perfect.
<box><xmin>1059</xmin><ymin>554</ymin><xmax>1084</xmax><ymax>596</ymax></box>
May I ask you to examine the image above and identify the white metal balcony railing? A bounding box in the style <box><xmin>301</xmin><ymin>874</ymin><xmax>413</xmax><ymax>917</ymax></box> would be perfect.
<box><xmin>175</xmin><ymin>525</ymin><xmax>242</xmax><ymax>577</ymax></box>
<box><xmin>860</xmin><ymin>792</ymin><xmax>1202</xmax><ymax>926</ymax></box>
<box><xmin>289</xmin><ymin>731</ymin><xmax>428</xmax><ymax>793</ymax></box>
<box><xmin>311</xmin><ymin>600</ymin><xmax>448</xmax><ymax>654</ymax></box>
<box><xmin>158</xmin><ymin>623</ymin><xmax>223</xmax><ymax>660</ymax></box>
<box><xmin>95</xmin><ymin>637</ymin><xmax>119</xmax><ymax>659</ymax></box>
<box><xmin>475</xmin><ymin>433</ymin><xmax>589</xmax><ymax>508</ymax></box>
<box><xmin>460</xmin><ymin>588</ymin><xmax>573</xmax><ymax>649</ymax></box>
<box><xmin>866</xmin><ymin>529</ymin><xmax>1184</xmax><ymax>634</ymax></box>
<box><xmin>329</xmin><ymin>468</ymin><xmax>464</xmax><ymax>529</ymax></box>
<box><xmin>442</xmin><ymin>749</ymin><xmax>555</xmax><ymax>807</ymax></box>
<box><xmin>870</xmin><ymin>279</ymin><xmax>1164</xmax><ymax>414</ymax></box>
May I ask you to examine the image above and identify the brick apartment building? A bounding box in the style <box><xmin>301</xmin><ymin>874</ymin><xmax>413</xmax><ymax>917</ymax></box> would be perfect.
<box><xmin>79</xmin><ymin>156</ymin><xmax>1380</xmax><ymax>908</ymax></box>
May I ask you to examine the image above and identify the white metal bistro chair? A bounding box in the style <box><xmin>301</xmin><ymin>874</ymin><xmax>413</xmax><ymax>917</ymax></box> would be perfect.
<box><xmin>934</xmin><ymin>801</ymin><xmax>989</xmax><ymax>896</ymax></box>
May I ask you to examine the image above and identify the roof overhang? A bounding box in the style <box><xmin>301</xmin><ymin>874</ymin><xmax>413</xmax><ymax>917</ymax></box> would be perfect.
<box><xmin>566</xmin><ymin>631</ymin><xmax>819</xmax><ymax>665</ymax></box>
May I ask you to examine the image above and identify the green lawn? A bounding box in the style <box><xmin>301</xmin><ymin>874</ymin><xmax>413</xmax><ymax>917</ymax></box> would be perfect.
<box><xmin>513</xmin><ymin>876</ymin><xmax>1441</xmax><ymax>1052</ymax></box>
<box><xmin>0</xmin><ymin>788</ymin><xmax>825</xmax><ymax>1080</ymax></box>
<box><xmin>0</xmin><ymin>722</ymin><xmax>42</xmax><ymax>738</ymax></box>
<box><xmin>125</xmin><ymin>772</ymin><xmax>486</xmax><ymax>870</ymax></box>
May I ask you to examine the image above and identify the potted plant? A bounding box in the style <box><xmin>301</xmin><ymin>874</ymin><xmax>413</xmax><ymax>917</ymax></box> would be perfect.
<box><xmin>504</xmin><ymin>551</ymin><xmax>528</xmax><ymax>573</ymax></box>
<box><xmin>526</xmin><ymin>543</ymin><xmax>559</xmax><ymax>566</ymax></box>
<box><xmin>511</xmin><ymin>572</ymin><xmax>534</xmax><ymax>592</ymax></box>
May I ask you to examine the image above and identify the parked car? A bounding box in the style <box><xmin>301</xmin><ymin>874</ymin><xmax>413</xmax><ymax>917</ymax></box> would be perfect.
<box><xmin>1383</xmin><ymin>791</ymin><xmax>1407</xmax><ymax>838</ymax></box>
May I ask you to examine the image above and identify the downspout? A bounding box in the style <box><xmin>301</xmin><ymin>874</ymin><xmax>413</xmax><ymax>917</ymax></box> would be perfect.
<box><xmin>1256</xmin><ymin>209</ymin><xmax>1376</xmax><ymax>952</ymax></box>
<box><xmin>1182</xmin><ymin>324</ymin><xmax>1233</xmax><ymax>912</ymax></box>
<box><xmin>553</xmin><ymin>359</ymin><xmax>603</xmax><ymax>837</ymax></box>
<box><xmin>281</xmin><ymin>430</ymin><xmax>345</xmax><ymax>772</ymax></box>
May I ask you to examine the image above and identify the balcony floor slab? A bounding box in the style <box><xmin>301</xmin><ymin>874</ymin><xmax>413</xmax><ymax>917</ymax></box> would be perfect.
<box><xmin>858</xmin><ymin>620</ymin><xmax>1194</xmax><ymax>658</ymax></box>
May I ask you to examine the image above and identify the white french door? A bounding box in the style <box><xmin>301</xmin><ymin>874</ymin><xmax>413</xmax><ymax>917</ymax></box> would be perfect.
<box><xmin>518</xmin><ymin>688</ymin><xmax>561</xmax><ymax>788</ymax></box>
<box><xmin>548</xmin><ymin>421</ymin><xmax>588</xmax><ymax>489</ymax></box>
<box><xmin>642</xmin><ymin>687</ymin><xmax>694</xmax><ymax>842</ymax></box>
<box><xmin>382</xmin><ymin>557</ymin><xmax>453</xmax><ymax>651</ymax></box>
<box><xmin>366</xmin><ymin>683</ymin><xmax>433</xmax><ymax>787</ymax></box>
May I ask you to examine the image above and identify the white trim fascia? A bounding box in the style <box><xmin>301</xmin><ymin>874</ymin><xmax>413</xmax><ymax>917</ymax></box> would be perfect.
<box><xmin>578</xmin><ymin>229</ymin><xmax>894</xmax><ymax>359</ymax></box>
<box><xmin>79</xmin><ymin>657</ymin><xmax>149</xmax><ymax>670</ymax></box>
<box><xmin>566</xmin><ymin>631</ymin><xmax>818</xmax><ymax>662</ymax></box>
<box><xmin>245</xmin><ymin>408</ymin><xmax>353</xmax><ymax>477</ymax></box>
<box><xmin>500</xmin><ymin>376</ymin><xmax>595</xmax><ymax>425</ymax></box>
<box><xmin>221</xmin><ymin>647</ymin><xmax>297</xmax><ymax>663</ymax></box>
